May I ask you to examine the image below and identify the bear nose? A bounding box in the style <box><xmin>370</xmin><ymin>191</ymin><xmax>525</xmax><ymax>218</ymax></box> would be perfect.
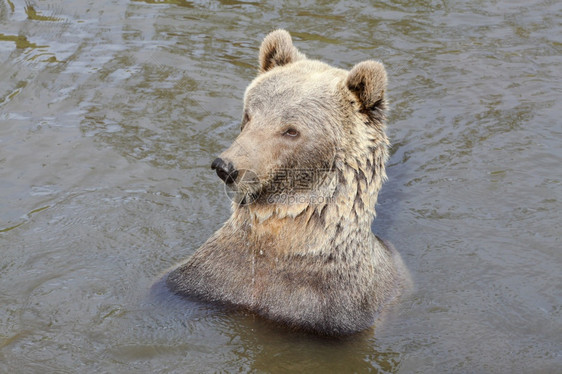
<box><xmin>211</xmin><ymin>157</ymin><xmax>238</xmax><ymax>185</ymax></box>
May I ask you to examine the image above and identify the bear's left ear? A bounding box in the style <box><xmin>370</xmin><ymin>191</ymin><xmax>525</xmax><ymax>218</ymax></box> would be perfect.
<box><xmin>346</xmin><ymin>60</ymin><xmax>387</xmax><ymax>110</ymax></box>
<box><xmin>259</xmin><ymin>29</ymin><xmax>306</xmax><ymax>73</ymax></box>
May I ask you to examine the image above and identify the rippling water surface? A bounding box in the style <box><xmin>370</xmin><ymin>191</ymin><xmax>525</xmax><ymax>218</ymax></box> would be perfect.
<box><xmin>1</xmin><ymin>0</ymin><xmax>561</xmax><ymax>372</ymax></box>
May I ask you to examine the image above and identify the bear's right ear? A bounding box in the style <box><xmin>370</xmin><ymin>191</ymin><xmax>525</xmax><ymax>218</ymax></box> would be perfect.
<box><xmin>346</xmin><ymin>60</ymin><xmax>387</xmax><ymax>111</ymax></box>
<box><xmin>259</xmin><ymin>29</ymin><xmax>305</xmax><ymax>73</ymax></box>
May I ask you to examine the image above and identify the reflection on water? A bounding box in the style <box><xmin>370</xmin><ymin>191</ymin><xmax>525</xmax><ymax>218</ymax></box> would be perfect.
<box><xmin>0</xmin><ymin>0</ymin><xmax>561</xmax><ymax>372</ymax></box>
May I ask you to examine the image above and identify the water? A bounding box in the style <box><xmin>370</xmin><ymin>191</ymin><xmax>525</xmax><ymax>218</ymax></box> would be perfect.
<box><xmin>1</xmin><ymin>0</ymin><xmax>561</xmax><ymax>372</ymax></box>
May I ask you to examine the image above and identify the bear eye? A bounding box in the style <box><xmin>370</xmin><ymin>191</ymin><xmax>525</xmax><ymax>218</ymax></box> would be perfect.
<box><xmin>283</xmin><ymin>128</ymin><xmax>299</xmax><ymax>137</ymax></box>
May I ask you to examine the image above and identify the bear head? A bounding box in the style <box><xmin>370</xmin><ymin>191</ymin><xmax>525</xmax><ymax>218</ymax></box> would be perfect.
<box><xmin>212</xmin><ymin>29</ymin><xmax>388</xmax><ymax>214</ymax></box>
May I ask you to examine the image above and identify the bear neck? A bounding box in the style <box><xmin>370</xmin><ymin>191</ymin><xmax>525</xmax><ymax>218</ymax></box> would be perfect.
<box><xmin>228</xmin><ymin>139</ymin><xmax>388</xmax><ymax>257</ymax></box>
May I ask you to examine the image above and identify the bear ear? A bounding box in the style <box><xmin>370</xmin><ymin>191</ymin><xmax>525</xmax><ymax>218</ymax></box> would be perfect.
<box><xmin>259</xmin><ymin>29</ymin><xmax>305</xmax><ymax>73</ymax></box>
<box><xmin>346</xmin><ymin>60</ymin><xmax>387</xmax><ymax>110</ymax></box>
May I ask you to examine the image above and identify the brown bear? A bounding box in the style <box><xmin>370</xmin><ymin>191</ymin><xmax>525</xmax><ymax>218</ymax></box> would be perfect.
<box><xmin>166</xmin><ymin>29</ymin><xmax>407</xmax><ymax>336</ymax></box>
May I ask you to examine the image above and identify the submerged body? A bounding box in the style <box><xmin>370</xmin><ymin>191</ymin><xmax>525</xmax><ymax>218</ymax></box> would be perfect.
<box><xmin>166</xmin><ymin>30</ymin><xmax>406</xmax><ymax>336</ymax></box>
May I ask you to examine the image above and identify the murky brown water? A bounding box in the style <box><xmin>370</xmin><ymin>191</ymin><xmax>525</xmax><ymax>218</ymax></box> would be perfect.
<box><xmin>1</xmin><ymin>0</ymin><xmax>561</xmax><ymax>372</ymax></box>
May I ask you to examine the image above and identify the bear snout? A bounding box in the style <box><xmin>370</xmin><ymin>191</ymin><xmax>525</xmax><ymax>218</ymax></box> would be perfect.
<box><xmin>211</xmin><ymin>157</ymin><xmax>238</xmax><ymax>185</ymax></box>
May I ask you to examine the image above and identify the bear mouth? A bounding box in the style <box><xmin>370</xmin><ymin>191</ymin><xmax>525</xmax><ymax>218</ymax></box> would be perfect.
<box><xmin>224</xmin><ymin>169</ymin><xmax>264</xmax><ymax>205</ymax></box>
<box><xmin>237</xmin><ymin>191</ymin><xmax>260</xmax><ymax>206</ymax></box>
<box><xmin>230</xmin><ymin>187</ymin><xmax>262</xmax><ymax>206</ymax></box>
